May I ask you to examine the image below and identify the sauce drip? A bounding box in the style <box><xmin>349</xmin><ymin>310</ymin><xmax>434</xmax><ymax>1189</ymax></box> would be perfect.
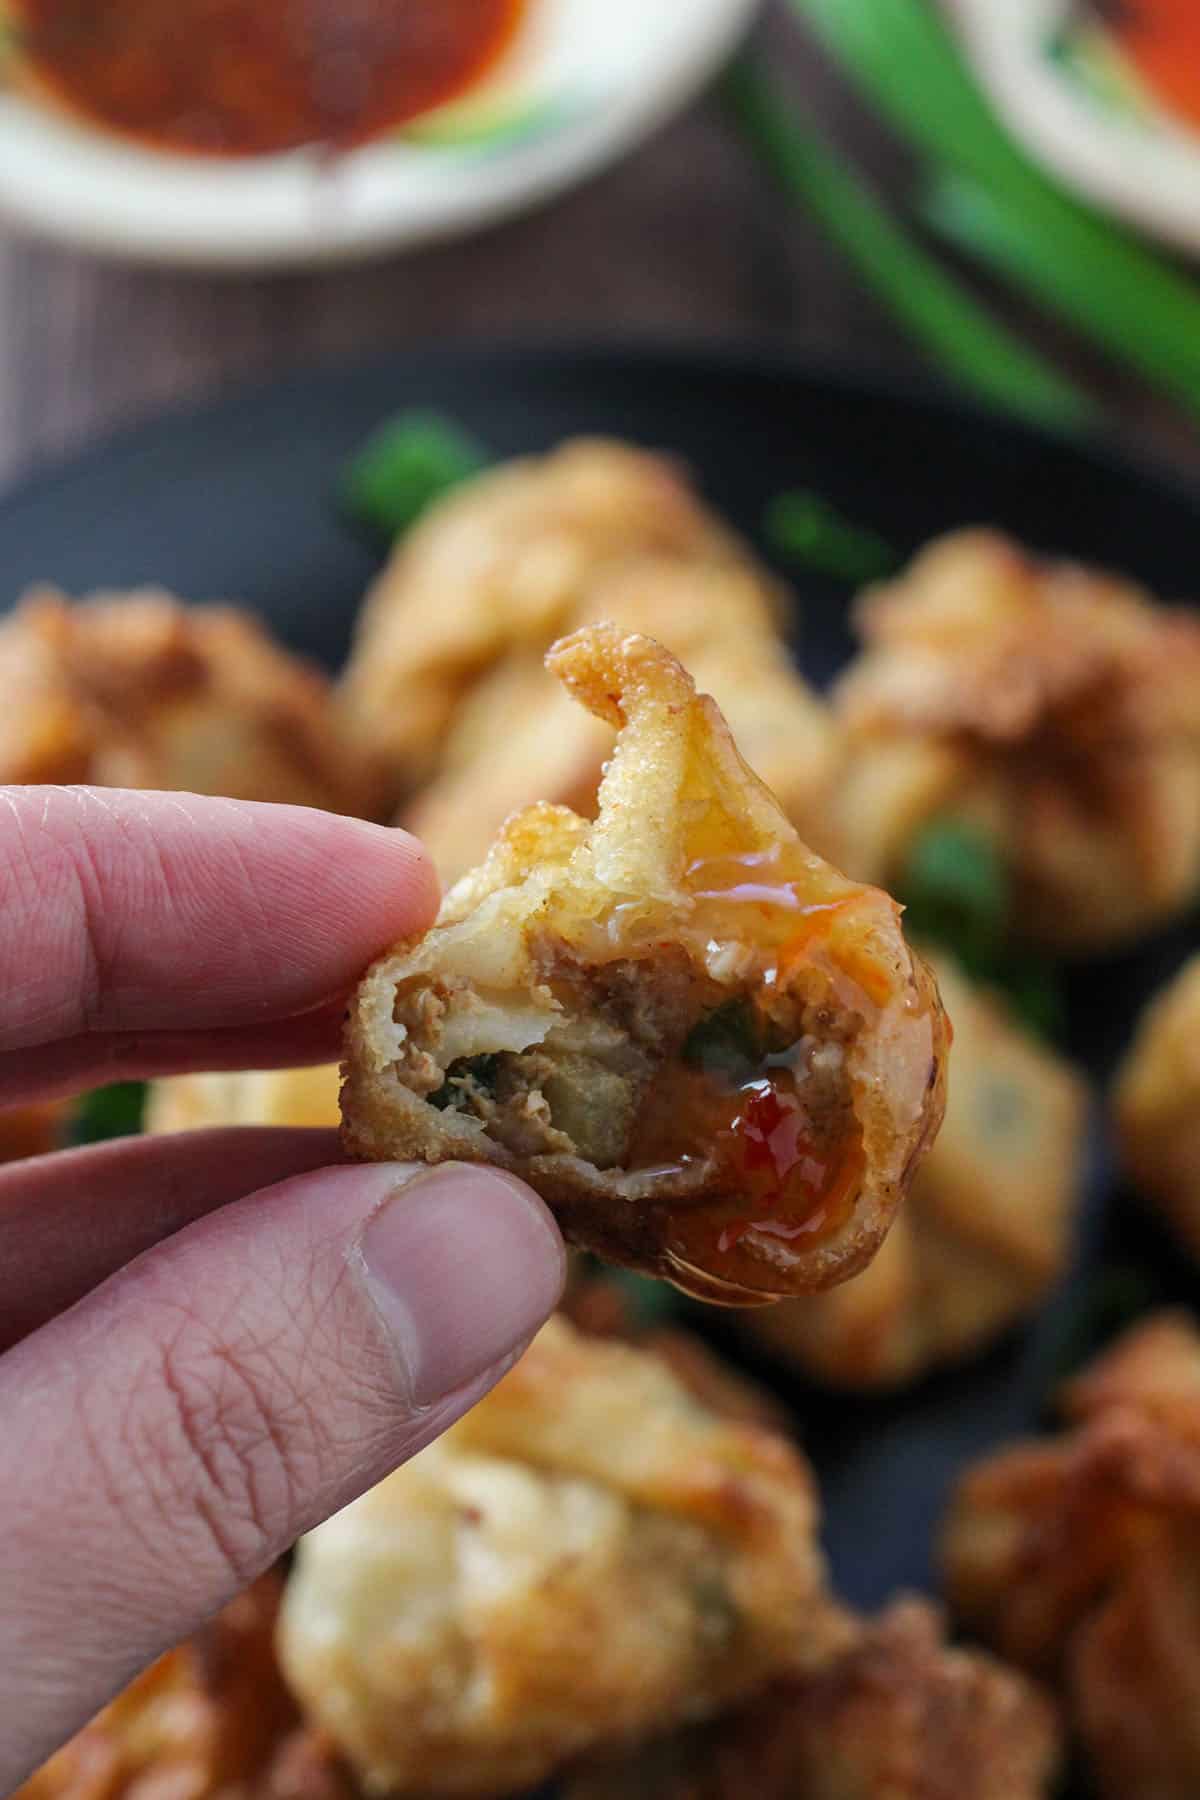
<box><xmin>11</xmin><ymin>0</ymin><xmax>524</xmax><ymax>157</ymax></box>
<box><xmin>628</xmin><ymin>1056</ymin><xmax>864</xmax><ymax>1302</ymax></box>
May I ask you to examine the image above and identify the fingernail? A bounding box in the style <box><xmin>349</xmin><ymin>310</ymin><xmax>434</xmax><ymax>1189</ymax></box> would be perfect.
<box><xmin>356</xmin><ymin>1163</ymin><xmax>565</xmax><ymax>1409</ymax></box>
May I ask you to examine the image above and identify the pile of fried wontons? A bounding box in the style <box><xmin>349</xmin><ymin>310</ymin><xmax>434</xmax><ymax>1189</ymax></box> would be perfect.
<box><xmin>12</xmin><ymin>438</ymin><xmax>1200</xmax><ymax>1800</ymax></box>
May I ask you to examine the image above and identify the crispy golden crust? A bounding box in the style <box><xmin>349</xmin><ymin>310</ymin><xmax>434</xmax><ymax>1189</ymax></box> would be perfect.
<box><xmin>337</xmin><ymin>439</ymin><xmax>761</xmax><ymax>803</ymax></box>
<box><xmin>942</xmin><ymin>1313</ymin><xmax>1200</xmax><ymax>1800</ymax></box>
<box><xmin>0</xmin><ymin>587</ymin><xmax>382</xmax><ymax>817</ymax></box>
<box><xmin>278</xmin><ymin>1315</ymin><xmax>836</xmax><ymax>1797</ymax></box>
<box><xmin>14</xmin><ymin>1575</ymin><xmax>332</xmax><ymax>1800</ymax></box>
<box><xmin>742</xmin><ymin>952</ymin><xmax>1088</xmax><ymax>1386</ymax></box>
<box><xmin>831</xmin><ymin>530</ymin><xmax>1200</xmax><ymax>950</ymax></box>
<box><xmin>145</xmin><ymin>1065</ymin><xmax>341</xmax><ymax>1134</ymax></box>
<box><xmin>1115</xmin><ymin>955</ymin><xmax>1200</xmax><ymax>1263</ymax></box>
<box><xmin>342</xmin><ymin>625</ymin><xmax>948</xmax><ymax>1303</ymax></box>
<box><xmin>563</xmin><ymin>1598</ymin><xmax>1061</xmax><ymax>1800</ymax></box>
<box><xmin>404</xmin><ymin>557</ymin><xmax>836</xmax><ymax>885</ymax></box>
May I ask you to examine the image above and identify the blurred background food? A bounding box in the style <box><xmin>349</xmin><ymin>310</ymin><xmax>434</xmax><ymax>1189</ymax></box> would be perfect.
<box><xmin>6</xmin><ymin>3</ymin><xmax>1200</xmax><ymax>1797</ymax></box>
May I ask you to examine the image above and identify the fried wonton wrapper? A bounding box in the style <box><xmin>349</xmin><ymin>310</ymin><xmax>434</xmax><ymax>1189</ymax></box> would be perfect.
<box><xmin>831</xmin><ymin>530</ymin><xmax>1200</xmax><ymax>951</ymax></box>
<box><xmin>1114</xmin><ymin>953</ymin><xmax>1200</xmax><ymax>1263</ymax></box>
<box><xmin>0</xmin><ymin>586</ymin><xmax>381</xmax><ymax>816</ymax></box>
<box><xmin>14</xmin><ymin>1574</ymin><xmax>341</xmax><ymax>1800</ymax></box>
<box><xmin>339</xmin><ymin>438</ymin><xmax>761</xmax><ymax>802</ymax></box>
<box><xmin>942</xmin><ymin>1312</ymin><xmax>1200</xmax><ymax>1800</ymax></box>
<box><xmin>278</xmin><ymin>1314</ymin><xmax>835</xmax><ymax>1798</ymax></box>
<box><xmin>145</xmin><ymin>1064</ymin><xmax>341</xmax><ymax>1134</ymax></box>
<box><xmin>342</xmin><ymin>625</ymin><xmax>948</xmax><ymax>1304</ymax></box>
<box><xmin>742</xmin><ymin>952</ymin><xmax>1088</xmax><ymax>1386</ymax></box>
<box><xmin>564</xmin><ymin>1598</ymin><xmax>1061</xmax><ymax>1800</ymax></box>
<box><xmin>405</xmin><ymin>558</ymin><xmax>836</xmax><ymax>885</ymax></box>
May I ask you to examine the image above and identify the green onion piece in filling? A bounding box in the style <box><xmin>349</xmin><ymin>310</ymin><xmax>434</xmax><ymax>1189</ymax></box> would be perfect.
<box><xmin>682</xmin><ymin>999</ymin><xmax>762</xmax><ymax>1084</ymax></box>
<box><xmin>428</xmin><ymin>1053</ymin><xmax>500</xmax><ymax>1112</ymax></box>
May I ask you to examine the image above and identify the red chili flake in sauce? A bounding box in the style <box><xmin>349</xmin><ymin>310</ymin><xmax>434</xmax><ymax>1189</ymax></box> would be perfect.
<box><xmin>11</xmin><ymin>0</ymin><xmax>525</xmax><ymax>156</ymax></box>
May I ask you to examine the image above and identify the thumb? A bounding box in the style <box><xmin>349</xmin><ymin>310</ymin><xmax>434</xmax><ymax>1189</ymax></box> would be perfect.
<box><xmin>0</xmin><ymin>1159</ymin><xmax>564</xmax><ymax>1787</ymax></box>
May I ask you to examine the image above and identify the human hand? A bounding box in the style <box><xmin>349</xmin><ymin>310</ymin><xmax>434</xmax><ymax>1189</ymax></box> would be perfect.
<box><xmin>0</xmin><ymin>787</ymin><xmax>565</xmax><ymax>1789</ymax></box>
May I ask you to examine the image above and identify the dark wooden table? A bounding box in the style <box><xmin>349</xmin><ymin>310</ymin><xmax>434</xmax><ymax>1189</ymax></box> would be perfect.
<box><xmin>1</xmin><ymin>4</ymin><xmax>1196</xmax><ymax>496</ymax></box>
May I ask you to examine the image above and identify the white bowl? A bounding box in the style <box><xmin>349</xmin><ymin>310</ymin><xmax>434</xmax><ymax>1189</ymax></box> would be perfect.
<box><xmin>948</xmin><ymin>0</ymin><xmax>1200</xmax><ymax>256</ymax></box>
<box><xmin>0</xmin><ymin>0</ymin><xmax>758</xmax><ymax>270</ymax></box>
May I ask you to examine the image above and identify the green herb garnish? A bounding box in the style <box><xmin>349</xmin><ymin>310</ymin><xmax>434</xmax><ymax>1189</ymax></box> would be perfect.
<box><xmin>764</xmin><ymin>489</ymin><xmax>898</xmax><ymax>583</ymax></box>
<box><xmin>788</xmin><ymin>0</ymin><xmax>1200</xmax><ymax>426</ymax></box>
<box><xmin>898</xmin><ymin>819</ymin><xmax>1064</xmax><ymax>1039</ymax></box>
<box><xmin>900</xmin><ymin>819</ymin><xmax>1011</xmax><ymax>963</ymax></box>
<box><xmin>67</xmin><ymin>1082</ymin><xmax>147</xmax><ymax>1145</ymax></box>
<box><xmin>342</xmin><ymin>410</ymin><xmax>489</xmax><ymax>537</ymax></box>
<box><xmin>723</xmin><ymin>58</ymin><xmax>1096</xmax><ymax>435</ymax></box>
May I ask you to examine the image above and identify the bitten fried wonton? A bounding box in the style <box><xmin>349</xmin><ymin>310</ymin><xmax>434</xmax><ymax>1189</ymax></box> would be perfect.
<box><xmin>405</xmin><ymin>557</ymin><xmax>836</xmax><ymax>885</ymax></box>
<box><xmin>742</xmin><ymin>951</ymin><xmax>1088</xmax><ymax>1386</ymax></box>
<box><xmin>342</xmin><ymin>624</ymin><xmax>948</xmax><ymax>1303</ymax></box>
<box><xmin>941</xmin><ymin>1312</ymin><xmax>1200</xmax><ymax>1800</ymax></box>
<box><xmin>831</xmin><ymin>530</ymin><xmax>1200</xmax><ymax>950</ymax></box>
<box><xmin>277</xmin><ymin>1315</ymin><xmax>835</xmax><ymax>1798</ymax></box>
<box><xmin>564</xmin><ymin>1598</ymin><xmax>1062</xmax><ymax>1800</ymax></box>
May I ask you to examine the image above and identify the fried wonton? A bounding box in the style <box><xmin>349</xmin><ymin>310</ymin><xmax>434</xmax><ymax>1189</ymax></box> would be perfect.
<box><xmin>942</xmin><ymin>1312</ymin><xmax>1200</xmax><ymax>1800</ymax></box>
<box><xmin>14</xmin><ymin>1574</ymin><xmax>341</xmax><ymax>1800</ymax></box>
<box><xmin>1115</xmin><ymin>954</ymin><xmax>1200</xmax><ymax>1263</ymax></box>
<box><xmin>277</xmin><ymin>1314</ymin><xmax>836</xmax><ymax>1798</ymax></box>
<box><xmin>830</xmin><ymin>530</ymin><xmax>1200</xmax><ymax>951</ymax></box>
<box><xmin>405</xmin><ymin>558</ymin><xmax>836</xmax><ymax>885</ymax></box>
<box><xmin>742</xmin><ymin>952</ymin><xmax>1088</xmax><ymax>1385</ymax></box>
<box><xmin>0</xmin><ymin>586</ymin><xmax>381</xmax><ymax>816</ymax></box>
<box><xmin>338</xmin><ymin>439</ymin><xmax>763</xmax><ymax>804</ymax></box>
<box><xmin>342</xmin><ymin>625</ymin><xmax>948</xmax><ymax>1304</ymax></box>
<box><xmin>145</xmin><ymin>1065</ymin><xmax>341</xmax><ymax>1135</ymax></box>
<box><xmin>564</xmin><ymin>1598</ymin><xmax>1061</xmax><ymax>1800</ymax></box>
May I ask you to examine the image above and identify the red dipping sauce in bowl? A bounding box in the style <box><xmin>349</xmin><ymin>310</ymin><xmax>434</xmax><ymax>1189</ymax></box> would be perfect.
<box><xmin>8</xmin><ymin>0</ymin><xmax>526</xmax><ymax>156</ymax></box>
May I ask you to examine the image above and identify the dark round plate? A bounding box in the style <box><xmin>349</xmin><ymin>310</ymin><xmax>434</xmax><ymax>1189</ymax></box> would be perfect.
<box><xmin>3</xmin><ymin>343</ymin><xmax>1199</xmax><ymax>1787</ymax></box>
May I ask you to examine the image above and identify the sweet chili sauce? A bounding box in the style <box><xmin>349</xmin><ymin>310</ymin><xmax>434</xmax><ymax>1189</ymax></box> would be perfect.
<box><xmin>621</xmin><ymin>842</ymin><xmax>884</xmax><ymax>1302</ymax></box>
<box><xmin>1106</xmin><ymin>0</ymin><xmax>1200</xmax><ymax>131</ymax></box>
<box><xmin>10</xmin><ymin>0</ymin><xmax>525</xmax><ymax>157</ymax></box>
<box><xmin>629</xmin><ymin>1058</ymin><xmax>866</xmax><ymax>1304</ymax></box>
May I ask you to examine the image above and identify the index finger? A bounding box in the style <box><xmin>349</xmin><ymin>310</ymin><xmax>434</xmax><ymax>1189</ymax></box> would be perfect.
<box><xmin>0</xmin><ymin>787</ymin><xmax>438</xmax><ymax>1053</ymax></box>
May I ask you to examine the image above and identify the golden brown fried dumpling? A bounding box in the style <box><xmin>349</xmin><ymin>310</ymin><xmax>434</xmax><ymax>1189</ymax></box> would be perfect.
<box><xmin>406</xmin><ymin>558</ymin><xmax>836</xmax><ymax>885</ymax></box>
<box><xmin>564</xmin><ymin>1597</ymin><xmax>1062</xmax><ymax>1800</ymax></box>
<box><xmin>15</xmin><ymin>1575</ymin><xmax>322</xmax><ymax>1800</ymax></box>
<box><xmin>831</xmin><ymin>531</ymin><xmax>1200</xmax><ymax>951</ymax></box>
<box><xmin>1115</xmin><ymin>954</ymin><xmax>1200</xmax><ymax>1262</ymax></box>
<box><xmin>342</xmin><ymin>624</ymin><xmax>948</xmax><ymax>1304</ymax></box>
<box><xmin>742</xmin><ymin>952</ymin><xmax>1088</xmax><ymax>1385</ymax></box>
<box><xmin>339</xmin><ymin>439</ymin><xmax>757</xmax><ymax>803</ymax></box>
<box><xmin>942</xmin><ymin>1312</ymin><xmax>1200</xmax><ymax>1800</ymax></box>
<box><xmin>277</xmin><ymin>1315</ymin><xmax>834</xmax><ymax>1798</ymax></box>
<box><xmin>0</xmin><ymin>586</ymin><xmax>381</xmax><ymax>816</ymax></box>
<box><xmin>145</xmin><ymin>1064</ymin><xmax>341</xmax><ymax>1134</ymax></box>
